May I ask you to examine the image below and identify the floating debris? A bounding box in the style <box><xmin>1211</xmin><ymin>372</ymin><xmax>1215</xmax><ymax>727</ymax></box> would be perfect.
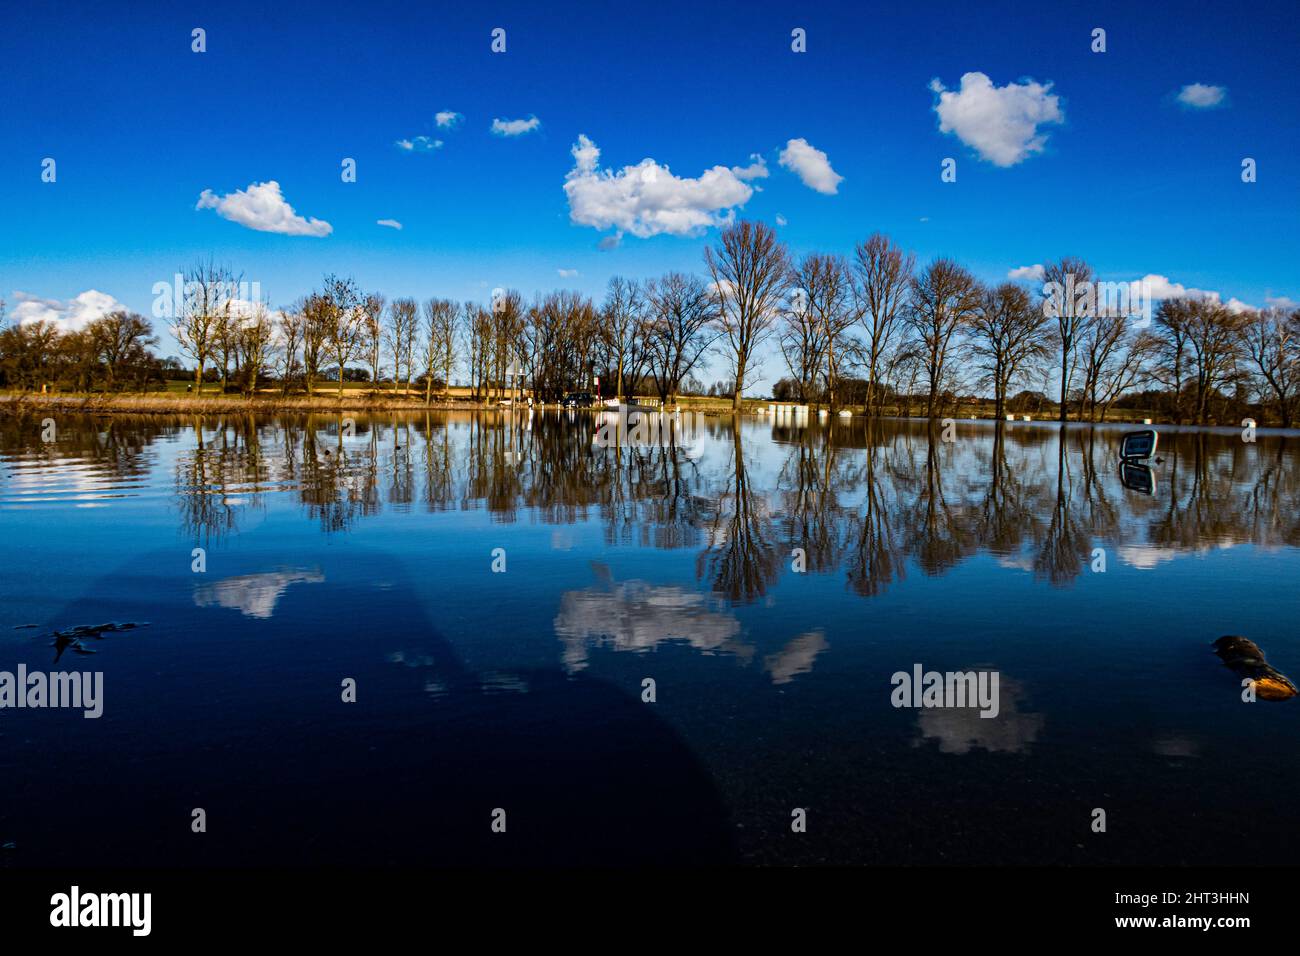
<box><xmin>45</xmin><ymin>622</ymin><xmax>150</xmax><ymax>663</ymax></box>
<box><xmin>1213</xmin><ymin>635</ymin><xmax>1298</xmax><ymax>701</ymax></box>
<box><xmin>51</xmin><ymin>621</ymin><xmax>150</xmax><ymax>640</ymax></box>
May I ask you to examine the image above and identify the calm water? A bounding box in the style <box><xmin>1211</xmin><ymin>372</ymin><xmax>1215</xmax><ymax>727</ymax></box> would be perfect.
<box><xmin>2</xmin><ymin>410</ymin><xmax>1298</xmax><ymax>866</ymax></box>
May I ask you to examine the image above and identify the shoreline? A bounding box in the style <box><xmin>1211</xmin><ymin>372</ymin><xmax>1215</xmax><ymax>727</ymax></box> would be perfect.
<box><xmin>0</xmin><ymin>392</ymin><xmax>486</xmax><ymax>415</ymax></box>
<box><xmin>1</xmin><ymin>391</ymin><xmax>1291</xmax><ymax>428</ymax></box>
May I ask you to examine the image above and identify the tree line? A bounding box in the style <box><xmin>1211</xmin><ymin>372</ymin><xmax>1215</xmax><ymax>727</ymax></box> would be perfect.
<box><xmin>3</xmin><ymin>223</ymin><xmax>1297</xmax><ymax>424</ymax></box>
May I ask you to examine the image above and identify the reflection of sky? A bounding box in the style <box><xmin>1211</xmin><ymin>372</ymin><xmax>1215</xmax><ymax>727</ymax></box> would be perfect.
<box><xmin>913</xmin><ymin>678</ymin><xmax>1045</xmax><ymax>755</ymax></box>
<box><xmin>3</xmin><ymin>412</ymin><xmax>1299</xmax><ymax>690</ymax></box>
<box><xmin>764</xmin><ymin>630</ymin><xmax>827</xmax><ymax>685</ymax></box>
<box><xmin>193</xmin><ymin>567</ymin><xmax>325</xmax><ymax>618</ymax></box>
<box><xmin>554</xmin><ymin>580</ymin><xmax>744</xmax><ymax>673</ymax></box>
<box><xmin>4</xmin><ymin>413</ymin><xmax>1300</xmax><ymax>864</ymax></box>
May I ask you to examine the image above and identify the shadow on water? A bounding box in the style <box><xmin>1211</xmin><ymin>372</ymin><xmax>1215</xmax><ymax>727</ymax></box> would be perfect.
<box><xmin>3</xmin><ymin>544</ymin><xmax>737</xmax><ymax>867</ymax></box>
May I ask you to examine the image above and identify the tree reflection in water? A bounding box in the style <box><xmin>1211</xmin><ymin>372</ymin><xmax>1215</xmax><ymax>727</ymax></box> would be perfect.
<box><xmin>4</xmin><ymin>410</ymin><xmax>1296</xmax><ymax>596</ymax></box>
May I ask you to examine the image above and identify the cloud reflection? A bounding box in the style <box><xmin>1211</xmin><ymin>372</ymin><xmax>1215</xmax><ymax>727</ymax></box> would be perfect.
<box><xmin>554</xmin><ymin>580</ymin><xmax>747</xmax><ymax>673</ymax></box>
<box><xmin>193</xmin><ymin>567</ymin><xmax>325</xmax><ymax>619</ymax></box>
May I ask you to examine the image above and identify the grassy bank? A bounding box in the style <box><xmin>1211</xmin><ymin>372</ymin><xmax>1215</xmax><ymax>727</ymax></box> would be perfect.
<box><xmin>0</xmin><ymin>391</ymin><xmax>471</xmax><ymax>415</ymax></box>
<box><xmin>0</xmin><ymin>389</ymin><xmax>744</xmax><ymax>416</ymax></box>
<box><xmin>0</xmin><ymin>390</ymin><xmax>1274</xmax><ymax>427</ymax></box>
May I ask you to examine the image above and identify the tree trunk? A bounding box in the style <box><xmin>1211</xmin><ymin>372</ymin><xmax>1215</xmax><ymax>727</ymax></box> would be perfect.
<box><xmin>1058</xmin><ymin>351</ymin><xmax>1069</xmax><ymax>422</ymax></box>
<box><xmin>826</xmin><ymin>340</ymin><xmax>837</xmax><ymax>413</ymax></box>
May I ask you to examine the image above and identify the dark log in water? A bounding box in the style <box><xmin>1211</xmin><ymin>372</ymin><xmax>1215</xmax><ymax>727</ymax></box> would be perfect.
<box><xmin>1213</xmin><ymin>635</ymin><xmax>1298</xmax><ymax>701</ymax></box>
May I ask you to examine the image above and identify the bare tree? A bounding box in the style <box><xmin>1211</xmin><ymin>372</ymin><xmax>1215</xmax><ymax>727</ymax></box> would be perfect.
<box><xmin>645</xmin><ymin>272</ymin><xmax>720</xmax><ymax>406</ymax></box>
<box><xmin>705</xmin><ymin>220</ymin><xmax>791</xmax><ymax>411</ymax></box>
<box><xmin>907</xmin><ymin>258</ymin><xmax>982</xmax><ymax>418</ymax></box>
<box><xmin>1077</xmin><ymin>311</ymin><xmax>1157</xmax><ymax>422</ymax></box>
<box><xmin>1092</xmin><ymin>329</ymin><xmax>1158</xmax><ymax>422</ymax></box>
<box><xmin>300</xmin><ymin>292</ymin><xmax>331</xmax><ymax>396</ymax></box>
<box><xmin>852</xmin><ymin>233</ymin><xmax>915</xmax><ymax>415</ymax></box>
<box><xmin>321</xmin><ymin>274</ymin><xmax>364</xmax><ymax>397</ymax></box>
<box><xmin>277</xmin><ymin>301</ymin><xmax>305</xmax><ymax>394</ymax></box>
<box><xmin>1042</xmin><ymin>257</ymin><xmax>1095</xmax><ymax>421</ymax></box>
<box><xmin>175</xmin><ymin>260</ymin><xmax>235</xmax><ymax>390</ymax></box>
<box><xmin>487</xmin><ymin>291</ymin><xmax>527</xmax><ymax>404</ymax></box>
<box><xmin>466</xmin><ymin>301</ymin><xmax>493</xmax><ymax>401</ymax></box>
<box><xmin>360</xmin><ymin>292</ymin><xmax>386</xmax><ymax>394</ymax></box>
<box><xmin>599</xmin><ymin>276</ymin><xmax>644</xmax><ymax>402</ymax></box>
<box><xmin>1152</xmin><ymin>298</ymin><xmax>1193</xmax><ymax>423</ymax></box>
<box><xmin>969</xmin><ymin>282</ymin><xmax>1050</xmax><ymax>421</ymax></box>
<box><xmin>778</xmin><ymin>280</ymin><xmax>828</xmax><ymax>404</ymax></box>
<box><xmin>790</xmin><ymin>253</ymin><xmax>854</xmax><ymax>411</ymax></box>
<box><xmin>211</xmin><ymin>299</ymin><xmax>239</xmax><ymax>393</ymax></box>
<box><xmin>1242</xmin><ymin>306</ymin><xmax>1300</xmax><ymax>427</ymax></box>
<box><xmin>423</xmin><ymin>298</ymin><xmax>459</xmax><ymax>404</ymax></box>
<box><xmin>89</xmin><ymin>311</ymin><xmax>157</xmax><ymax>390</ymax></box>
<box><xmin>1185</xmin><ymin>298</ymin><xmax>1246</xmax><ymax>424</ymax></box>
<box><xmin>237</xmin><ymin>303</ymin><xmax>276</xmax><ymax>396</ymax></box>
<box><xmin>386</xmin><ymin>298</ymin><xmax>419</xmax><ymax>395</ymax></box>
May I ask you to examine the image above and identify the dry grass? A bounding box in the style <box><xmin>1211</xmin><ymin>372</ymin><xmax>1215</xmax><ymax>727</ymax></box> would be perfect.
<box><xmin>0</xmin><ymin>391</ymin><xmax>473</xmax><ymax>415</ymax></box>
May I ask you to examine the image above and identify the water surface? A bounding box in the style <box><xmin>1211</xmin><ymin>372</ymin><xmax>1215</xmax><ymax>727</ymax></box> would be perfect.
<box><xmin>2</xmin><ymin>411</ymin><xmax>1298</xmax><ymax>866</ymax></box>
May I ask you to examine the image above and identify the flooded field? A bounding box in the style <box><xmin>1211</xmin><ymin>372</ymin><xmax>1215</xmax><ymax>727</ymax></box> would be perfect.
<box><xmin>2</xmin><ymin>410</ymin><xmax>1298</xmax><ymax>865</ymax></box>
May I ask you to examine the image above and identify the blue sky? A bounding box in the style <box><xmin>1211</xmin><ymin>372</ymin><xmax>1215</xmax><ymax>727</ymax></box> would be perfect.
<box><xmin>2</xmin><ymin>0</ymin><xmax>1297</xmax><ymax>389</ymax></box>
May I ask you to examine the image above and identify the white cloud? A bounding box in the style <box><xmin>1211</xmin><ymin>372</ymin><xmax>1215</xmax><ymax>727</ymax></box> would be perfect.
<box><xmin>1007</xmin><ymin>264</ymin><xmax>1045</xmax><ymax>281</ymax></box>
<box><xmin>1176</xmin><ymin>83</ymin><xmax>1227</xmax><ymax>109</ymax></box>
<box><xmin>1265</xmin><ymin>295</ymin><xmax>1297</xmax><ymax>310</ymax></box>
<box><xmin>1136</xmin><ymin>274</ymin><xmax>1254</xmax><ymax>312</ymax></box>
<box><xmin>930</xmin><ymin>72</ymin><xmax>1063</xmax><ymax>167</ymax></box>
<box><xmin>775</xmin><ymin>214</ymin><xmax>788</xmax><ymax>226</ymax></box>
<box><xmin>731</xmin><ymin>154</ymin><xmax>769</xmax><ymax>181</ymax></box>
<box><xmin>9</xmin><ymin>289</ymin><xmax>128</xmax><ymax>331</ymax></box>
<box><xmin>563</xmin><ymin>134</ymin><xmax>757</xmax><ymax>239</ymax></box>
<box><xmin>395</xmin><ymin>136</ymin><xmax>442</xmax><ymax>152</ymax></box>
<box><xmin>435</xmin><ymin>110</ymin><xmax>462</xmax><ymax>128</ymax></box>
<box><xmin>491</xmin><ymin>115</ymin><xmax>541</xmax><ymax>137</ymax></box>
<box><xmin>557</xmin><ymin>268</ymin><xmax>578</xmax><ymax>277</ymax></box>
<box><xmin>196</xmin><ymin>181</ymin><xmax>332</xmax><ymax>237</ymax></box>
<box><xmin>1140</xmin><ymin>274</ymin><xmax>1217</xmax><ymax>301</ymax></box>
<box><xmin>377</xmin><ymin>219</ymin><xmax>403</xmax><ymax>230</ymax></box>
<box><xmin>777</xmin><ymin>138</ymin><xmax>843</xmax><ymax>194</ymax></box>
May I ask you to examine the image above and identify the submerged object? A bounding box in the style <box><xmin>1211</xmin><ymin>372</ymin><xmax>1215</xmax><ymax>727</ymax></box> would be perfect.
<box><xmin>1118</xmin><ymin>428</ymin><xmax>1159</xmax><ymax>494</ymax></box>
<box><xmin>1213</xmin><ymin>635</ymin><xmax>1298</xmax><ymax>701</ymax></box>
<box><xmin>1120</xmin><ymin>428</ymin><xmax>1158</xmax><ymax>461</ymax></box>
<box><xmin>1119</xmin><ymin>461</ymin><xmax>1156</xmax><ymax>495</ymax></box>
